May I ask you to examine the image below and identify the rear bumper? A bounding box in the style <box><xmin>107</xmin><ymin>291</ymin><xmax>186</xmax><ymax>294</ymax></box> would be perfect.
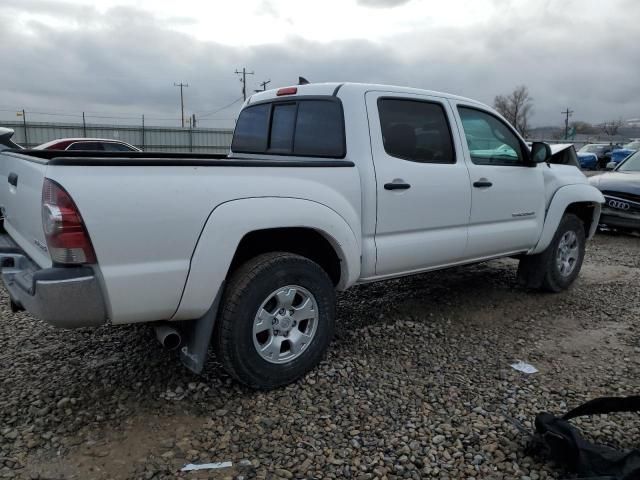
<box><xmin>0</xmin><ymin>234</ymin><xmax>107</xmax><ymax>328</ymax></box>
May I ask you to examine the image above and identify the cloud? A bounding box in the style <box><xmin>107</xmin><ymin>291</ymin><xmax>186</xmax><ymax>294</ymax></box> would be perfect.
<box><xmin>357</xmin><ymin>0</ymin><xmax>412</xmax><ymax>7</ymax></box>
<box><xmin>2</xmin><ymin>0</ymin><xmax>95</xmax><ymax>16</ymax></box>
<box><xmin>0</xmin><ymin>0</ymin><xmax>638</xmax><ymax>128</ymax></box>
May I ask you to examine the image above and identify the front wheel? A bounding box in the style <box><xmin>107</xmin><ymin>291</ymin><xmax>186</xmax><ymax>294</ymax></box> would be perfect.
<box><xmin>517</xmin><ymin>213</ymin><xmax>586</xmax><ymax>292</ymax></box>
<box><xmin>213</xmin><ymin>252</ymin><xmax>335</xmax><ymax>389</ymax></box>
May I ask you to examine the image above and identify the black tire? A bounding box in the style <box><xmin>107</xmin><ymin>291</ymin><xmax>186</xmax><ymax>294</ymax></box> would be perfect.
<box><xmin>517</xmin><ymin>213</ymin><xmax>586</xmax><ymax>292</ymax></box>
<box><xmin>213</xmin><ymin>252</ymin><xmax>335</xmax><ymax>390</ymax></box>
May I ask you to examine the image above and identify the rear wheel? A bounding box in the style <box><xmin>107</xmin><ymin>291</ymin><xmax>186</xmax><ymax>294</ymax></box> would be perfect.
<box><xmin>214</xmin><ymin>252</ymin><xmax>335</xmax><ymax>389</ymax></box>
<box><xmin>517</xmin><ymin>213</ymin><xmax>585</xmax><ymax>292</ymax></box>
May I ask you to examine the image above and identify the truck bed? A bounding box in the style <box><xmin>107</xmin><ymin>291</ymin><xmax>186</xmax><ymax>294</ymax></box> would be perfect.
<box><xmin>0</xmin><ymin>149</ymin><xmax>360</xmax><ymax>325</ymax></box>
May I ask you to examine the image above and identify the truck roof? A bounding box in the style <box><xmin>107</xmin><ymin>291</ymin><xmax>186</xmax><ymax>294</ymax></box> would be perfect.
<box><xmin>248</xmin><ymin>82</ymin><xmax>487</xmax><ymax>108</ymax></box>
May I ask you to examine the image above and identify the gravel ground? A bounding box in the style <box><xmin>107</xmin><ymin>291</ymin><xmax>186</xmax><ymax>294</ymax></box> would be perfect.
<box><xmin>1</xmin><ymin>232</ymin><xmax>639</xmax><ymax>480</ymax></box>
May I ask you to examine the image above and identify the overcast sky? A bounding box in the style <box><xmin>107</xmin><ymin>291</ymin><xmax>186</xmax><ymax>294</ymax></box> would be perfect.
<box><xmin>1</xmin><ymin>0</ymin><xmax>638</xmax><ymax>128</ymax></box>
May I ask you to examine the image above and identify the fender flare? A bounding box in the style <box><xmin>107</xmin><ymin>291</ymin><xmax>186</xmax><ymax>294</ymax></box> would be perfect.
<box><xmin>171</xmin><ymin>197</ymin><xmax>361</xmax><ymax>321</ymax></box>
<box><xmin>531</xmin><ymin>184</ymin><xmax>604</xmax><ymax>254</ymax></box>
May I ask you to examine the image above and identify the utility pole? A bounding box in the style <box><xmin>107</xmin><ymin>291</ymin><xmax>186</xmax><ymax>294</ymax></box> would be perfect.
<box><xmin>255</xmin><ymin>79</ymin><xmax>271</xmax><ymax>92</ymax></box>
<box><xmin>141</xmin><ymin>114</ymin><xmax>145</xmax><ymax>151</ymax></box>
<box><xmin>17</xmin><ymin>109</ymin><xmax>28</xmax><ymax>146</ymax></box>
<box><xmin>235</xmin><ymin>67</ymin><xmax>255</xmax><ymax>100</ymax></box>
<box><xmin>174</xmin><ymin>82</ymin><xmax>189</xmax><ymax>127</ymax></box>
<box><xmin>82</xmin><ymin>112</ymin><xmax>87</xmax><ymax>137</ymax></box>
<box><xmin>561</xmin><ymin>107</ymin><xmax>574</xmax><ymax>139</ymax></box>
<box><xmin>192</xmin><ymin>113</ymin><xmax>197</xmax><ymax>129</ymax></box>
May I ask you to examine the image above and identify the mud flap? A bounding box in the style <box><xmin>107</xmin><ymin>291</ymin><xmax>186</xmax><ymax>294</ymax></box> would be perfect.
<box><xmin>178</xmin><ymin>285</ymin><xmax>223</xmax><ymax>374</ymax></box>
<box><xmin>517</xmin><ymin>249</ymin><xmax>552</xmax><ymax>289</ymax></box>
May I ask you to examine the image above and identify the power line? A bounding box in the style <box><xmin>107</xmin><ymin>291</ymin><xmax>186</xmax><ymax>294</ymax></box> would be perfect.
<box><xmin>174</xmin><ymin>82</ymin><xmax>189</xmax><ymax>128</ymax></box>
<box><xmin>197</xmin><ymin>97</ymin><xmax>244</xmax><ymax>118</ymax></box>
<box><xmin>0</xmin><ymin>98</ymin><xmax>245</xmax><ymax>123</ymax></box>
<box><xmin>0</xmin><ymin>109</ymin><xmax>82</xmax><ymax>118</ymax></box>
<box><xmin>234</xmin><ymin>67</ymin><xmax>255</xmax><ymax>100</ymax></box>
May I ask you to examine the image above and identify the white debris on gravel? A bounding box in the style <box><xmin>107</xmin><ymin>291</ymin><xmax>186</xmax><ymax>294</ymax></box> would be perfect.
<box><xmin>510</xmin><ymin>361</ymin><xmax>539</xmax><ymax>374</ymax></box>
<box><xmin>180</xmin><ymin>461</ymin><xmax>232</xmax><ymax>471</ymax></box>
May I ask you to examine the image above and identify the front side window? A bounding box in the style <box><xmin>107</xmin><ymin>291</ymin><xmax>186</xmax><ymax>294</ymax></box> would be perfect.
<box><xmin>457</xmin><ymin>107</ymin><xmax>526</xmax><ymax>166</ymax></box>
<box><xmin>378</xmin><ymin>98</ymin><xmax>455</xmax><ymax>164</ymax></box>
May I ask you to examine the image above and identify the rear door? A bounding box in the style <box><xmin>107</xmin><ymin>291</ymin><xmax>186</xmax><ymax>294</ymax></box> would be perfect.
<box><xmin>0</xmin><ymin>152</ymin><xmax>51</xmax><ymax>267</ymax></box>
<box><xmin>450</xmin><ymin>103</ymin><xmax>545</xmax><ymax>257</ymax></box>
<box><xmin>366</xmin><ymin>91</ymin><xmax>472</xmax><ymax>276</ymax></box>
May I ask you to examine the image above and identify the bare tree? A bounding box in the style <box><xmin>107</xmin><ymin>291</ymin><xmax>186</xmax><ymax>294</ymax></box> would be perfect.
<box><xmin>571</xmin><ymin>121</ymin><xmax>598</xmax><ymax>135</ymax></box>
<box><xmin>494</xmin><ymin>85</ymin><xmax>534</xmax><ymax>137</ymax></box>
<box><xmin>601</xmin><ymin>118</ymin><xmax>624</xmax><ymax>136</ymax></box>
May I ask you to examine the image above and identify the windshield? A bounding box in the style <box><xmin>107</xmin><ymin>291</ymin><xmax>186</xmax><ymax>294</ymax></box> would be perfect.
<box><xmin>623</xmin><ymin>141</ymin><xmax>640</xmax><ymax>150</ymax></box>
<box><xmin>618</xmin><ymin>150</ymin><xmax>640</xmax><ymax>172</ymax></box>
<box><xmin>580</xmin><ymin>145</ymin><xmax>603</xmax><ymax>153</ymax></box>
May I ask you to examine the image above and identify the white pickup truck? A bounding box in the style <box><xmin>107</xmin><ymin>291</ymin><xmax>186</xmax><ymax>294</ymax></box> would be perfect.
<box><xmin>0</xmin><ymin>83</ymin><xmax>604</xmax><ymax>389</ymax></box>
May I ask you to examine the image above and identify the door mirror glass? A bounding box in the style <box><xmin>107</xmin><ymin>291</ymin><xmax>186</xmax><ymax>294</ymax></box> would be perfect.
<box><xmin>531</xmin><ymin>142</ymin><xmax>552</xmax><ymax>164</ymax></box>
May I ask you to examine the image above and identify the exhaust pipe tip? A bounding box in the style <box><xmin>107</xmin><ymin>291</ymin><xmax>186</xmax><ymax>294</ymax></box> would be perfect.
<box><xmin>154</xmin><ymin>324</ymin><xmax>182</xmax><ymax>351</ymax></box>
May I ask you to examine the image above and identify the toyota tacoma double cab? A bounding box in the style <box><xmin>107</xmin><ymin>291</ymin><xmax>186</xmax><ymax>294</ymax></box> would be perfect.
<box><xmin>0</xmin><ymin>83</ymin><xmax>604</xmax><ymax>389</ymax></box>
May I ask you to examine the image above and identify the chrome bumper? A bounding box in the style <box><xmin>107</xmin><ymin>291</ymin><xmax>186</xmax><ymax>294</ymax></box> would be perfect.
<box><xmin>0</xmin><ymin>234</ymin><xmax>107</xmax><ymax>328</ymax></box>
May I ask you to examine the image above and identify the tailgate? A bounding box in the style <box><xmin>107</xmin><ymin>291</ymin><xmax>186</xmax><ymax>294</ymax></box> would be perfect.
<box><xmin>0</xmin><ymin>152</ymin><xmax>51</xmax><ymax>268</ymax></box>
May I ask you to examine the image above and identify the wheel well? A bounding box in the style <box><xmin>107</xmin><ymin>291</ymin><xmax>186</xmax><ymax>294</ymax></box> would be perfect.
<box><xmin>566</xmin><ymin>202</ymin><xmax>596</xmax><ymax>236</ymax></box>
<box><xmin>228</xmin><ymin>228</ymin><xmax>342</xmax><ymax>285</ymax></box>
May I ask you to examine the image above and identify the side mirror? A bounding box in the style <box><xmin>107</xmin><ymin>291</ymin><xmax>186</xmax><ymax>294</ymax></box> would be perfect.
<box><xmin>531</xmin><ymin>142</ymin><xmax>552</xmax><ymax>164</ymax></box>
<box><xmin>0</xmin><ymin>127</ymin><xmax>15</xmax><ymax>143</ymax></box>
<box><xmin>606</xmin><ymin>161</ymin><xmax>616</xmax><ymax>170</ymax></box>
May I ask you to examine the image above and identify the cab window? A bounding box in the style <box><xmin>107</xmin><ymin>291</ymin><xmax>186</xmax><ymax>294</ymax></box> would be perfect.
<box><xmin>378</xmin><ymin>98</ymin><xmax>455</xmax><ymax>164</ymax></box>
<box><xmin>457</xmin><ymin>107</ymin><xmax>526</xmax><ymax>166</ymax></box>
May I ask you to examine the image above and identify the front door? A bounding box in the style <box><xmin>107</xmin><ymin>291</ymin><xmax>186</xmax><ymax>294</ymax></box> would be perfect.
<box><xmin>366</xmin><ymin>91</ymin><xmax>472</xmax><ymax>277</ymax></box>
<box><xmin>451</xmin><ymin>103</ymin><xmax>545</xmax><ymax>257</ymax></box>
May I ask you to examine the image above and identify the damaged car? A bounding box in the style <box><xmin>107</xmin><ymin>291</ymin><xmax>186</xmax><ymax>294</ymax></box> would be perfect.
<box><xmin>589</xmin><ymin>150</ymin><xmax>640</xmax><ymax>233</ymax></box>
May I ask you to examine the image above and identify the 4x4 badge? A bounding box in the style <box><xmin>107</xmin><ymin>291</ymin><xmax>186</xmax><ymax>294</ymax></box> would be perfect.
<box><xmin>34</xmin><ymin>239</ymin><xmax>48</xmax><ymax>252</ymax></box>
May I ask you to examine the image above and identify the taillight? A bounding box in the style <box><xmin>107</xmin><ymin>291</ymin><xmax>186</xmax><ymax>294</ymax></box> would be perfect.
<box><xmin>276</xmin><ymin>87</ymin><xmax>297</xmax><ymax>96</ymax></box>
<box><xmin>42</xmin><ymin>179</ymin><xmax>96</xmax><ymax>264</ymax></box>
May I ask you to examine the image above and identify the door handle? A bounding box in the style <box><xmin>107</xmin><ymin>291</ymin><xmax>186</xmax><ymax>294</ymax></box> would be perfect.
<box><xmin>473</xmin><ymin>180</ymin><xmax>492</xmax><ymax>188</ymax></box>
<box><xmin>7</xmin><ymin>173</ymin><xmax>18</xmax><ymax>187</ymax></box>
<box><xmin>384</xmin><ymin>182</ymin><xmax>411</xmax><ymax>190</ymax></box>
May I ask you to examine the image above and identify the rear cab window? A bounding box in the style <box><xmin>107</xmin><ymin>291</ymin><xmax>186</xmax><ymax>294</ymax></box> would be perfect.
<box><xmin>232</xmin><ymin>97</ymin><xmax>346</xmax><ymax>158</ymax></box>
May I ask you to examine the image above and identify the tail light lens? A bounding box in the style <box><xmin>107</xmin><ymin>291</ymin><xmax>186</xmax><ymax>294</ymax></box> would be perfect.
<box><xmin>276</xmin><ymin>87</ymin><xmax>297</xmax><ymax>96</ymax></box>
<box><xmin>42</xmin><ymin>179</ymin><xmax>96</xmax><ymax>264</ymax></box>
